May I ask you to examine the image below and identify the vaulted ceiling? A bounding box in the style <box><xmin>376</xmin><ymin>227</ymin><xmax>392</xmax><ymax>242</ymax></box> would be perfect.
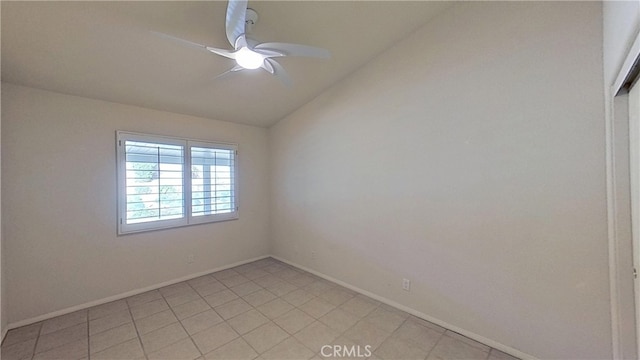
<box><xmin>1</xmin><ymin>1</ymin><xmax>451</xmax><ymax>127</ymax></box>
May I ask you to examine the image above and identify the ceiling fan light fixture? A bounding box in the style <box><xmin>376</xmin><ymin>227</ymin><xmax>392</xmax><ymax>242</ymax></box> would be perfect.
<box><xmin>235</xmin><ymin>47</ymin><xmax>263</xmax><ymax>69</ymax></box>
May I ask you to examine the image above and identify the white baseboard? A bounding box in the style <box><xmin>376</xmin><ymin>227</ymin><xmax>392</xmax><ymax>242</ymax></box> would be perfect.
<box><xmin>271</xmin><ymin>255</ymin><xmax>536</xmax><ymax>360</ymax></box>
<box><xmin>5</xmin><ymin>255</ymin><xmax>269</xmax><ymax>332</ymax></box>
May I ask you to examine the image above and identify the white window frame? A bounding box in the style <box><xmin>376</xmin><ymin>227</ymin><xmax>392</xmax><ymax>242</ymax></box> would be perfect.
<box><xmin>117</xmin><ymin>131</ymin><xmax>238</xmax><ymax>235</ymax></box>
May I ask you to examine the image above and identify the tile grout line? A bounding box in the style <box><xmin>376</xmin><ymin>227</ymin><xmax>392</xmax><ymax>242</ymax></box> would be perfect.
<box><xmin>177</xmin><ymin>276</ymin><xmax>241</xmax><ymax>348</ymax></box>
<box><xmin>189</xmin><ymin>270</ymin><xmax>280</xmax><ymax>357</ymax></box>
<box><xmin>203</xmin><ymin>265</ymin><xmax>274</xmax><ymax>358</ymax></box>
<box><xmin>421</xmin><ymin>327</ymin><xmax>446</xmax><ymax>360</ymax></box>
<box><xmin>263</xmin><ymin>266</ymin><xmax>347</xmax><ymax>358</ymax></box>
<box><xmin>379</xmin><ymin>316</ymin><xmax>419</xmax><ymax>360</ymax></box>
<box><xmin>212</xmin><ymin>263</ymin><xmax>288</xmax><ymax>357</ymax></box>
<box><xmin>88</xmin><ymin>302</ymin><xmax>149</xmax><ymax>359</ymax></box>
<box><xmin>222</xmin><ymin>274</ymin><xmax>274</xmax><ymax>357</ymax></box>
<box><xmin>288</xmin><ymin>274</ymin><xmax>369</xmax><ymax>359</ymax></box>
<box><xmin>24</xmin><ymin>310</ymin><xmax>110</xmax><ymax>360</ymax></box>
<box><xmin>332</xmin><ymin>298</ymin><xmax>382</xmax><ymax>348</ymax></box>
<box><xmin>19</xmin><ymin>261</ymin><xmax>283</xmax><ymax>358</ymax></box>
<box><xmin>86</xmin><ymin>313</ymin><xmax>90</xmax><ymax>360</ymax></box>
<box><xmin>183</xmin><ymin>275</ymin><xmax>233</xmax><ymax>359</ymax></box>
<box><xmin>13</xmin><ymin>260</ymin><xmax>253</xmax><ymax>359</ymax></box>
<box><xmin>197</xmin><ymin>276</ymin><xmax>255</xmax><ymax>358</ymax></box>
<box><xmin>153</xmin><ymin>282</ymin><xmax>213</xmax><ymax>359</ymax></box>
<box><xmin>28</xmin><ymin>322</ymin><xmax>44</xmax><ymax>360</ymax></box>
<box><xmin>196</xmin><ymin>267</ymin><xmax>293</xmax><ymax>358</ymax></box>
<box><xmin>236</xmin><ymin>268</ymin><xmax>314</xmax><ymax>358</ymax></box>
<box><xmin>85</xmin><ymin>304</ymin><xmax>138</xmax><ymax>358</ymax></box>
<box><xmin>125</xmin><ymin>299</ymin><xmax>150</xmax><ymax>360</ymax></box>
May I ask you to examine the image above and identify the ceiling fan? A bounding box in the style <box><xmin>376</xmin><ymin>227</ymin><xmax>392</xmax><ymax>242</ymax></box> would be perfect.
<box><xmin>158</xmin><ymin>0</ymin><xmax>330</xmax><ymax>85</ymax></box>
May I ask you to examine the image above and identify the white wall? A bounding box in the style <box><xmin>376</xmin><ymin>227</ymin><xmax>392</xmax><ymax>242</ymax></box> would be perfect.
<box><xmin>269</xmin><ymin>2</ymin><xmax>608</xmax><ymax>359</ymax></box>
<box><xmin>1</xmin><ymin>83</ymin><xmax>270</xmax><ymax>325</ymax></box>
<box><xmin>603</xmin><ymin>1</ymin><xmax>640</xmax><ymax>358</ymax></box>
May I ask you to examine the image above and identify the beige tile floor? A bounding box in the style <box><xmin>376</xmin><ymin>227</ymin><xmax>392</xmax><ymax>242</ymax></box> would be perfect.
<box><xmin>1</xmin><ymin>258</ymin><xmax>519</xmax><ymax>360</ymax></box>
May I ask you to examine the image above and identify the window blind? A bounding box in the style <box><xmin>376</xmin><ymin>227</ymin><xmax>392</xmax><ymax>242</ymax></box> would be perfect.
<box><xmin>124</xmin><ymin>140</ymin><xmax>185</xmax><ymax>224</ymax></box>
<box><xmin>117</xmin><ymin>131</ymin><xmax>238</xmax><ymax>235</ymax></box>
<box><xmin>191</xmin><ymin>146</ymin><xmax>236</xmax><ymax>216</ymax></box>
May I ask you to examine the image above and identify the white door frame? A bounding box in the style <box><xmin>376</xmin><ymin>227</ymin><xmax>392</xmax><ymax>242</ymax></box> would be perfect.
<box><xmin>629</xmin><ymin>80</ymin><xmax>640</xmax><ymax>360</ymax></box>
<box><xmin>607</xmin><ymin>27</ymin><xmax>640</xmax><ymax>360</ymax></box>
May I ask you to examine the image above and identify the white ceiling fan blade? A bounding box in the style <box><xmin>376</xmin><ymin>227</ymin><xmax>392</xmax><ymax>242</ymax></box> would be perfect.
<box><xmin>254</xmin><ymin>48</ymin><xmax>285</xmax><ymax>58</ymax></box>
<box><xmin>214</xmin><ymin>64</ymin><xmax>244</xmax><ymax>81</ymax></box>
<box><xmin>226</xmin><ymin>0</ymin><xmax>248</xmax><ymax>49</ymax></box>
<box><xmin>151</xmin><ymin>31</ymin><xmax>209</xmax><ymax>51</ymax></box>
<box><xmin>206</xmin><ymin>46</ymin><xmax>236</xmax><ymax>60</ymax></box>
<box><xmin>234</xmin><ymin>34</ymin><xmax>248</xmax><ymax>50</ymax></box>
<box><xmin>261</xmin><ymin>59</ymin><xmax>274</xmax><ymax>74</ymax></box>
<box><xmin>255</xmin><ymin>43</ymin><xmax>330</xmax><ymax>59</ymax></box>
<box><xmin>265</xmin><ymin>58</ymin><xmax>291</xmax><ymax>86</ymax></box>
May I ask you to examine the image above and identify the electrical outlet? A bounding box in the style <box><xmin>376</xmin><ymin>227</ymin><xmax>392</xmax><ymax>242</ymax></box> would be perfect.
<box><xmin>311</xmin><ymin>251</ymin><xmax>317</xmax><ymax>261</ymax></box>
<box><xmin>402</xmin><ymin>278</ymin><xmax>411</xmax><ymax>291</ymax></box>
<box><xmin>187</xmin><ymin>254</ymin><xmax>195</xmax><ymax>264</ymax></box>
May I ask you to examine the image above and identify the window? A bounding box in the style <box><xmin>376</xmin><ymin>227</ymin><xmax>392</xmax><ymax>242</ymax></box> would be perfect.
<box><xmin>117</xmin><ymin>131</ymin><xmax>237</xmax><ymax>234</ymax></box>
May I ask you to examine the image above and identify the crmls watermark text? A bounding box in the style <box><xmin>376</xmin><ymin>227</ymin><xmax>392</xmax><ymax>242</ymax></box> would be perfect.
<box><xmin>320</xmin><ymin>345</ymin><xmax>372</xmax><ymax>358</ymax></box>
